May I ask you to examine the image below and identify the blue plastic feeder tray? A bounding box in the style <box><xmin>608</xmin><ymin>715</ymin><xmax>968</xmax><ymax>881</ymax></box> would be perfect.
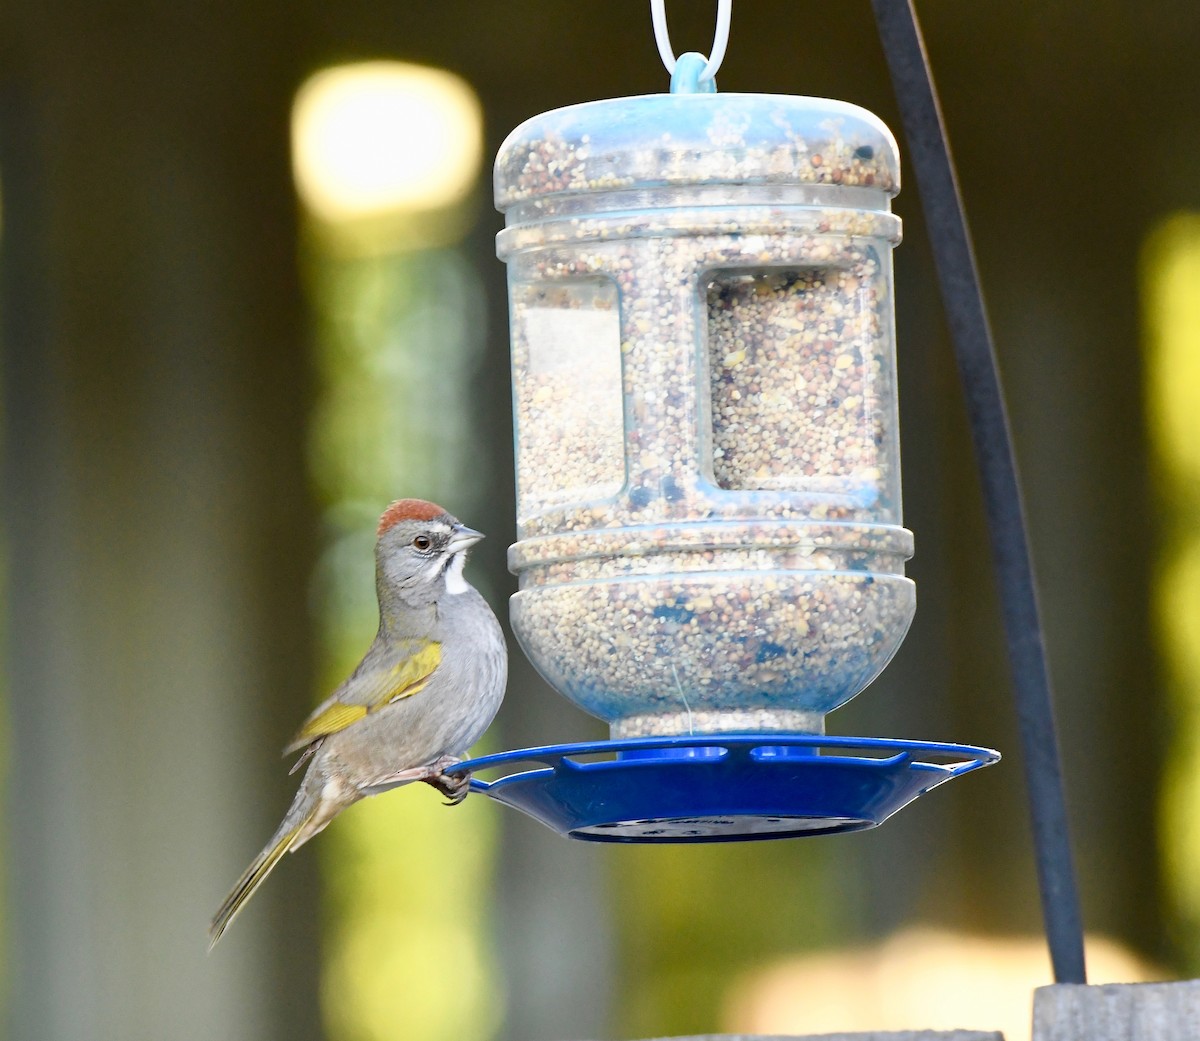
<box><xmin>455</xmin><ymin>734</ymin><xmax>999</xmax><ymax>842</ymax></box>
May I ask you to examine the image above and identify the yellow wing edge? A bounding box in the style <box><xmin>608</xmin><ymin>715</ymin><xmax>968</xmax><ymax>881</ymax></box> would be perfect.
<box><xmin>289</xmin><ymin>641</ymin><xmax>442</xmax><ymax>747</ymax></box>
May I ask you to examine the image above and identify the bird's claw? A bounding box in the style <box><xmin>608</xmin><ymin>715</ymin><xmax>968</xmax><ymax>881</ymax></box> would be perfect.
<box><xmin>425</xmin><ymin>768</ymin><xmax>471</xmax><ymax>805</ymax></box>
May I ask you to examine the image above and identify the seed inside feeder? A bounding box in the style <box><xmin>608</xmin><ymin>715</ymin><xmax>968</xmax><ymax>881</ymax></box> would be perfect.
<box><xmin>497</xmin><ymin>91</ymin><xmax>914</xmax><ymax>738</ymax></box>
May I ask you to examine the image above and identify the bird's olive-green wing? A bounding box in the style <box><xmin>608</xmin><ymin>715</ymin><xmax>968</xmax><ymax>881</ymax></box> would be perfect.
<box><xmin>285</xmin><ymin>640</ymin><xmax>442</xmax><ymax>753</ymax></box>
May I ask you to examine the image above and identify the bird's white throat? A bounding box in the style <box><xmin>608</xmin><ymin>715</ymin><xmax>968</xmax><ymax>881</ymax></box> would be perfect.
<box><xmin>444</xmin><ymin>552</ymin><xmax>469</xmax><ymax>594</ymax></box>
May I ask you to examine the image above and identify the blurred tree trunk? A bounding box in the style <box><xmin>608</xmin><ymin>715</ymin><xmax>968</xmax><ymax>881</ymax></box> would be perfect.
<box><xmin>0</xmin><ymin>4</ymin><xmax>323</xmax><ymax>1040</ymax></box>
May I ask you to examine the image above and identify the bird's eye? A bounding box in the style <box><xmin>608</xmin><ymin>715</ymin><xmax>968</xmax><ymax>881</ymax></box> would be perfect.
<box><xmin>412</xmin><ymin>534</ymin><xmax>433</xmax><ymax>552</ymax></box>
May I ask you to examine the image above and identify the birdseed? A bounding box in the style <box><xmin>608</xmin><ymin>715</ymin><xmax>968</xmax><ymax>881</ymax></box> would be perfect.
<box><xmin>498</xmin><ymin>110</ymin><xmax>911</xmax><ymax>737</ymax></box>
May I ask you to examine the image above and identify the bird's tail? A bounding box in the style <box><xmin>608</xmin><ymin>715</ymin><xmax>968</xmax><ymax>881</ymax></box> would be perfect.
<box><xmin>209</xmin><ymin>773</ymin><xmax>354</xmax><ymax>949</ymax></box>
<box><xmin>208</xmin><ymin>812</ymin><xmax>311</xmax><ymax>950</ymax></box>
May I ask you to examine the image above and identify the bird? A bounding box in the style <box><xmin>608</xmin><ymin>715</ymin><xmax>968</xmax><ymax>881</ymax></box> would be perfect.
<box><xmin>209</xmin><ymin>498</ymin><xmax>507</xmax><ymax>948</ymax></box>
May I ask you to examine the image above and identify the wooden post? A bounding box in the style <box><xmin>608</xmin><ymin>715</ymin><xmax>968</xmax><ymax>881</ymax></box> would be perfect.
<box><xmin>1034</xmin><ymin>981</ymin><xmax>1200</xmax><ymax>1040</ymax></box>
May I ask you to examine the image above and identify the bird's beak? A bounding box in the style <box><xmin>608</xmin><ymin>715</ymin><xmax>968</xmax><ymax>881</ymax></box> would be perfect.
<box><xmin>447</xmin><ymin>524</ymin><xmax>485</xmax><ymax>553</ymax></box>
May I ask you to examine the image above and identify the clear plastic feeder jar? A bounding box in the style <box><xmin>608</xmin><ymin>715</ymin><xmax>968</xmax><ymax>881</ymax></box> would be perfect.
<box><xmin>496</xmin><ymin>82</ymin><xmax>916</xmax><ymax>739</ymax></box>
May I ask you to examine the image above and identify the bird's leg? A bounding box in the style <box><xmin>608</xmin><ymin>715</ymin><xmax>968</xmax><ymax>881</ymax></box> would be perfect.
<box><xmin>360</xmin><ymin>755</ymin><xmax>470</xmax><ymax>803</ymax></box>
<box><xmin>423</xmin><ymin>755</ymin><xmax>470</xmax><ymax>806</ymax></box>
<box><xmin>355</xmin><ymin>764</ymin><xmax>436</xmax><ymax>796</ymax></box>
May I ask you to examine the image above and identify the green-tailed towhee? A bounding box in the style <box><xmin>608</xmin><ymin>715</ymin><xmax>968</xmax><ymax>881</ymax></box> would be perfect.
<box><xmin>209</xmin><ymin>498</ymin><xmax>507</xmax><ymax>947</ymax></box>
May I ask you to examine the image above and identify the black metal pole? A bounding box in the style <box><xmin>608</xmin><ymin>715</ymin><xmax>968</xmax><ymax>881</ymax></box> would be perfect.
<box><xmin>870</xmin><ymin>0</ymin><xmax>1087</xmax><ymax>984</ymax></box>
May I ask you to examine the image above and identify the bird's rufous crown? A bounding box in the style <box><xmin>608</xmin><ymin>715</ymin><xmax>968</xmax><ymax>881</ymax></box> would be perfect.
<box><xmin>377</xmin><ymin>498</ymin><xmax>450</xmax><ymax>536</ymax></box>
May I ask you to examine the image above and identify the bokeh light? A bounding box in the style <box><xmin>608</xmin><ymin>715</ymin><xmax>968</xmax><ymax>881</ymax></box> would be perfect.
<box><xmin>292</xmin><ymin>59</ymin><xmax>496</xmax><ymax>1041</ymax></box>
<box><xmin>292</xmin><ymin>61</ymin><xmax>483</xmax><ymax>224</ymax></box>
<box><xmin>1144</xmin><ymin>213</ymin><xmax>1200</xmax><ymax>963</ymax></box>
<box><xmin>723</xmin><ymin>927</ymin><xmax>1162</xmax><ymax>1041</ymax></box>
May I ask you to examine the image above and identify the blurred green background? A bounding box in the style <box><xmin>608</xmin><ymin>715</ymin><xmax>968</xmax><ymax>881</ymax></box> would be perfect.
<box><xmin>1</xmin><ymin>2</ymin><xmax>1198</xmax><ymax>1040</ymax></box>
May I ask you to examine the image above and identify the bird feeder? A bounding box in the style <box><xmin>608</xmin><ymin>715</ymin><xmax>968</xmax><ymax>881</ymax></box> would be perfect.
<box><xmin>500</xmin><ymin>64</ymin><xmax>911</xmax><ymax>742</ymax></box>
<box><xmin>457</xmin><ymin>35</ymin><xmax>996</xmax><ymax>841</ymax></box>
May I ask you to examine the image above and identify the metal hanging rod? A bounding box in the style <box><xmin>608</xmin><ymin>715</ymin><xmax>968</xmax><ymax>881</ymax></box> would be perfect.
<box><xmin>870</xmin><ymin>0</ymin><xmax>1087</xmax><ymax>985</ymax></box>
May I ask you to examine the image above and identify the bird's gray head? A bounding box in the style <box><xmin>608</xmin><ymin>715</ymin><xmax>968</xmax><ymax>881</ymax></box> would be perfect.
<box><xmin>374</xmin><ymin>498</ymin><xmax>484</xmax><ymax>606</ymax></box>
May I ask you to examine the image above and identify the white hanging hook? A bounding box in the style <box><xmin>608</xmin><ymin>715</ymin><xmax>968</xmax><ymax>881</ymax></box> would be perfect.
<box><xmin>651</xmin><ymin>0</ymin><xmax>732</xmax><ymax>82</ymax></box>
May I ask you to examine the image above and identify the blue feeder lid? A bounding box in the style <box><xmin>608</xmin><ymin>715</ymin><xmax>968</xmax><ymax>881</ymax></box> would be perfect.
<box><xmin>455</xmin><ymin>734</ymin><xmax>999</xmax><ymax>843</ymax></box>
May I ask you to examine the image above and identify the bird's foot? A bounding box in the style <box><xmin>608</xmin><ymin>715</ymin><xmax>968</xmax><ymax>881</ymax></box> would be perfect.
<box><xmin>424</xmin><ymin>756</ymin><xmax>470</xmax><ymax>805</ymax></box>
